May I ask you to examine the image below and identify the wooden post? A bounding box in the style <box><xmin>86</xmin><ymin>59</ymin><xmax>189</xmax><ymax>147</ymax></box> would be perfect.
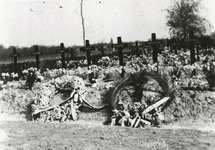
<box><xmin>31</xmin><ymin>45</ymin><xmax>42</xmax><ymax>69</ymax></box>
<box><xmin>184</xmin><ymin>31</ymin><xmax>199</xmax><ymax>63</ymax></box>
<box><xmin>98</xmin><ymin>44</ymin><xmax>106</xmax><ymax>57</ymax></box>
<box><xmin>152</xmin><ymin>33</ymin><xmax>158</xmax><ymax>64</ymax></box>
<box><xmin>55</xmin><ymin>43</ymin><xmax>69</xmax><ymax>68</ymax></box>
<box><xmin>128</xmin><ymin>43</ymin><xmax>134</xmax><ymax>56</ymax></box>
<box><xmin>171</xmin><ymin>38</ymin><xmax>178</xmax><ymax>54</ymax></box>
<box><xmin>189</xmin><ymin>30</ymin><xmax>195</xmax><ymax>65</ymax></box>
<box><xmin>166</xmin><ymin>38</ymin><xmax>171</xmax><ymax>51</ymax></box>
<box><xmin>70</xmin><ymin>48</ymin><xmax>74</xmax><ymax>60</ymax></box>
<box><xmin>135</xmin><ymin>41</ymin><xmax>140</xmax><ymax>57</ymax></box>
<box><xmin>131</xmin><ymin>47</ymin><xmax>134</xmax><ymax>56</ymax></box>
<box><xmin>129</xmin><ymin>41</ymin><xmax>141</xmax><ymax>57</ymax></box>
<box><xmin>86</xmin><ymin>40</ymin><xmax>91</xmax><ymax>66</ymax></box>
<box><xmin>211</xmin><ymin>39</ymin><xmax>215</xmax><ymax>49</ymax></box>
<box><xmin>196</xmin><ymin>44</ymin><xmax>200</xmax><ymax>61</ymax></box>
<box><xmin>80</xmin><ymin>40</ymin><xmax>95</xmax><ymax>66</ymax></box>
<box><xmin>115</xmin><ymin>37</ymin><xmax>124</xmax><ymax>66</ymax></box>
<box><xmin>9</xmin><ymin>47</ymin><xmax>20</xmax><ymax>73</ymax></box>
<box><xmin>144</xmin><ymin>33</ymin><xmax>162</xmax><ymax>73</ymax></box>
<box><xmin>111</xmin><ymin>37</ymin><xmax>124</xmax><ymax>66</ymax></box>
<box><xmin>130</xmin><ymin>41</ymin><xmax>140</xmax><ymax>57</ymax></box>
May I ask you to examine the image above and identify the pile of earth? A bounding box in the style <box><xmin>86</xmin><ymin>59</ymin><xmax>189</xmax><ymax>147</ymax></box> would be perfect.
<box><xmin>0</xmin><ymin>69</ymin><xmax>215</xmax><ymax>126</ymax></box>
<box><xmin>0</xmin><ymin>81</ymin><xmax>34</xmax><ymax>120</ymax></box>
<box><xmin>163</xmin><ymin>90</ymin><xmax>215</xmax><ymax>124</ymax></box>
<box><xmin>0</xmin><ymin>77</ymin><xmax>112</xmax><ymax>121</ymax></box>
<box><xmin>158</xmin><ymin>64</ymin><xmax>215</xmax><ymax>124</ymax></box>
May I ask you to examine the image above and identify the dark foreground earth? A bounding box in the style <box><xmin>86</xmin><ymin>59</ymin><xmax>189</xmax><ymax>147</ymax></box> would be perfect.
<box><xmin>0</xmin><ymin>120</ymin><xmax>215</xmax><ymax>150</ymax></box>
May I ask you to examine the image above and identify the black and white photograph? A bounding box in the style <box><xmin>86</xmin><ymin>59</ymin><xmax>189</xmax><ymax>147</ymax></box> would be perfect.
<box><xmin>0</xmin><ymin>0</ymin><xmax>215</xmax><ymax>149</ymax></box>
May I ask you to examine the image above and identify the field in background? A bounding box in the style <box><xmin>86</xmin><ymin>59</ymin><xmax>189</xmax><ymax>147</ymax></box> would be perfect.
<box><xmin>0</xmin><ymin>54</ymin><xmax>63</xmax><ymax>65</ymax></box>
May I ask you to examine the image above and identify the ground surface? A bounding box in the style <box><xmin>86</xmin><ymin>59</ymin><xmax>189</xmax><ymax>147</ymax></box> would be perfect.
<box><xmin>0</xmin><ymin>119</ymin><xmax>215</xmax><ymax>150</ymax></box>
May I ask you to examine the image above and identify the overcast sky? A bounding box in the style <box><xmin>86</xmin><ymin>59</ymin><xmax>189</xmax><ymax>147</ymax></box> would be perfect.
<box><xmin>0</xmin><ymin>0</ymin><xmax>214</xmax><ymax>48</ymax></box>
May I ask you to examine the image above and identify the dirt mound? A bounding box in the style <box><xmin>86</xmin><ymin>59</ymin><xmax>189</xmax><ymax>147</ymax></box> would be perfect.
<box><xmin>0</xmin><ymin>76</ymin><xmax>111</xmax><ymax>122</ymax></box>
<box><xmin>0</xmin><ymin>81</ymin><xmax>34</xmax><ymax>120</ymax></box>
<box><xmin>0</xmin><ymin>71</ymin><xmax>215</xmax><ymax>126</ymax></box>
<box><xmin>163</xmin><ymin>90</ymin><xmax>215</xmax><ymax>124</ymax></box>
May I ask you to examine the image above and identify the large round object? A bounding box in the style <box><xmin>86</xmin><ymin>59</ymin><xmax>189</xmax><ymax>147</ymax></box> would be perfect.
<box><xmin>109</xmin><ymin>71</ymin><xmax>172</xmax><ymax>112</ymax></box>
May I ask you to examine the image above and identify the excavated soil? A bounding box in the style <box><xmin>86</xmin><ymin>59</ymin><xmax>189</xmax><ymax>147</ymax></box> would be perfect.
<box><xmin>1</xmin><ymin>72</ymin><xmax>215</xmax><ymax>149</ymax></box>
